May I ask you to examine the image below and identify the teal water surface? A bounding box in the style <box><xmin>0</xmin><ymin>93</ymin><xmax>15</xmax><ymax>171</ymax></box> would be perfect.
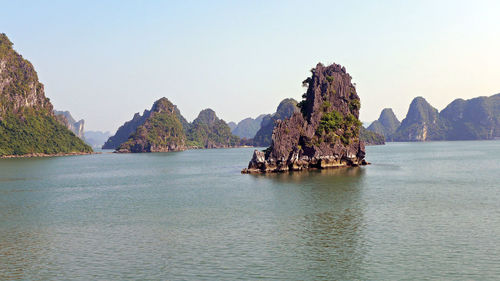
<box><xmin>1</xmin><ymin>141</ymin><xmax>500</xmax><ymax>280</ymax></box>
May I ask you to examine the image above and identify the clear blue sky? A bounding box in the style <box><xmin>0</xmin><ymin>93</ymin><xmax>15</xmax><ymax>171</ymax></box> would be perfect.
<box><xmin>2</xmin><ymin>0</ymin><xmax>499</xmax><ymax>132</ymax></box>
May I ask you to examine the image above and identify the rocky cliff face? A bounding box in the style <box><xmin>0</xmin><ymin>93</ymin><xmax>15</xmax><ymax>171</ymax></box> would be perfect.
<box><xmin>253</xmin><ymin>99</ymin><xmax>299</xmax><ymax>146</ymax></box>
<box><xmin>0</xmin><ymin>33</ymin><xmax>91</xmax><ymax>156</ymax></box>
<box><xmin>54</xmin><ymin>110</ymin><xmax>85</xmax><ymax>139</ymax></box>
<box><xmin>367</xmin><ymin>108</ymin><xmax>400</xmax><ymax>140</ymax></box>
<box><xmin>243</xmin><ymin>63</ymin><xmax>366</xmax><ymax>173</ymax></box>
<box><xmin>187</xmin><ymin>109</ymin><xmax>240</xmax><ymax>148</ymax></box>
<box><xmin>392</xmin><ymin>97</ymin><xmax>446</xmax><ymax>141</ymax></box>
<box><xmin>116</xmin><ymin>98</ymin><xmax>187</xmax><ymax>153</ymax></box>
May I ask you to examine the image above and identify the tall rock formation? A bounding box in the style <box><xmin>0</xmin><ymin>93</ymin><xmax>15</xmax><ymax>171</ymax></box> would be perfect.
<box><xmin>0</xmin><ymin>33</ymin><xmax>91</xmax><ymax>156</ymax></box>
<box><xmin>116</xmin><ymin>98</ymin><xmax>187</xmax><ymax>153</ymax></box>
<box><xmin>54</xmin><ymin>110</ymin><xmax>85</xmax><ymax>139</ymax></box>
<box><xmin>243</xmin><ymin>63</ymin><xmax>366</xmax><ymax>173</ymax></box>
<box><xmin>187</xmin><ymin>109</ymin><xmax>239</xmax><ymax>148</ymax></box>
<box><xmin>253</xmin><ymin>99</ymin><xmax>299</xmax><ymax>146</ymax></box>
<box><xmin>231</xmin><ymin>114</ymin><xmax>266</xmax><ymax>139</ymax></box>
<box><xmin>392</xmin><ymin>97</ymin><xmax>446</xmax><ymax>141</ymax></box>
<box><xmin>367</xmin><ymin>108</ymin><xmax>400</xmax><ymax>140</ymax></box>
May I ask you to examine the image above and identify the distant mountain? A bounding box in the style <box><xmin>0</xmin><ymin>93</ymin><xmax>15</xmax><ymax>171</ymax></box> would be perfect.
<box><xmin>227</xmin><ymin>121</ymin><xmax>237</xmax><ymax>131</ymax></box>
<box><xmin>231</xmin><ymin>114</ymin><xmax>266</xmax><ymax>139</ymax></box>
<box><xmin>54</xmin><ymin>110</ymin><xmax>85</xmax><ymax>139</ymax></box>
<box><xmin>392</xmin><ymin>97</ymin><xmax>446</xmax><ymax>141</ymax></box>
<box><xmin>439</xmin><ymin>94</ymin><xmax>500</xmax><ymax>140</ymax></box>
<box><xmin>253</xmin><ymin>98</ymin><xmax>299</xmax><ymax>146</ymax></box>
<box><xmin>0</xmin><ymin>33</ymin><xmax>91</xmax><ymax>156</ymax></box>
<box><xmin>187</xmin><ymin>109</ymin><xmax>239</xmax><ymax>148</ymax></box>
<box><xmin>84</xmin><ymin>131</ymin><xmax>112</xmax><ymax>149</ymax></box>
<box><xmin>383</xmin><ymin>94</ymin><xmax>500</xmax><ymax>142</ymax></box>
<box><xmin>117</xmin><ymin>98</ymin><xmax>187</xmax><ymax>153</ymax></box>
<box><xmin>360</xmin><ymin>126</ymin><xmax>385</xmax><ymax>145</ymax></box>
<box><xmin>367</xmin><ymin>108</ymin><xmax>400</xmax><ymax>141</ymax></box>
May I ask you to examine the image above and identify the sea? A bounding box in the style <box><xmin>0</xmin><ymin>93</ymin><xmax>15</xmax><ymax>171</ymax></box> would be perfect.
<box><xmin>1</xmin><ymin>141</ymin><xmax>500</xmax><ymax>280</ymax></box>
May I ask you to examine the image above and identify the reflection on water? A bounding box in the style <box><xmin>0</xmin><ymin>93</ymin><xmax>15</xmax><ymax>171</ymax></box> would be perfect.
<box><xmin>252</xmin><ymin>166</ymin><xmax>364</xmax><ymax>183</ymax></box>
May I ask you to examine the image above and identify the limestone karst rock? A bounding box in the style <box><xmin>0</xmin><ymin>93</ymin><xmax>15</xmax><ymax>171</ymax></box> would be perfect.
<box><xmin>243</xmin><ymin>63</ymin><xmax>366</xmax><ymax>173</ymax></box>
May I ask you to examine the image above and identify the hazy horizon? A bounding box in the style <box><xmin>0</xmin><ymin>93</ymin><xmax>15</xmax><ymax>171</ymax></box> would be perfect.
<box><xmin>2</xmin><ymin>0</ymin><xmax>499</xmax><ymax>132</ymax></box>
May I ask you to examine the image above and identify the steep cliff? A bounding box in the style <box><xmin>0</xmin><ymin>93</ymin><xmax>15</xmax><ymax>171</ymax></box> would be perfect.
<box><xmin>116</xmin><ymin>98</ymin><xmax>187</xmax><ymax>153</ymax></box>
<box><xmin>187</xmin><ymin>109</ymin><xmax>239</xmax><ymax>148</ymax></box>
<box><xmin>243</xmin><ymin>63</ymin><xmax>366</xmax><ymax>173</ymax></box>
<box><xmin>0</xmin><ymin>33</ymin><xmax>91</xmax><ymax>156</ymax></box>
<box><xmin>367</xmin><ymin>108</ymin><xmax>400</xmax><ymax>140</ymax></box>
<box><xmin>54</xmin><ymin>110</ymin><xmax>85</xmax><ymax>139</ymax></box>
<box><xmin>253</xmin><ymin>99</ymin><xmax>299</xmax><ymax>146</ymax></box>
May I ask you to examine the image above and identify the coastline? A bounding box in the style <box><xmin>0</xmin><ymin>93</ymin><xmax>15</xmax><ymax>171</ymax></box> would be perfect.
<box><xmin>0</xmin><ymin>151</ymin><xmax>99</xmax><ymax>159</ymax></box>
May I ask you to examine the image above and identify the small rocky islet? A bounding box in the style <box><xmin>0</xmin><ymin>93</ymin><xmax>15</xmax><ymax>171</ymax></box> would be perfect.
<box><xmin>243</xmin><ymin>63</ymin><xmax>367</xmax><ymax>173</ymax></box>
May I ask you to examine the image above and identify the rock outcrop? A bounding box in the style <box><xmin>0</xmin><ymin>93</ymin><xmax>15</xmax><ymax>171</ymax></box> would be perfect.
<box><xmin>252</xmin><ymin>99</ymin><xmax>299</xmax><ymax>146</ymax></box>
<box><xmin>243</xmin><ymin>63</ymin><xmax>366</xmax><ymax>173</ymax></box>
<box><xmin>367</xmin><ymin>108</ymin><xmax>400</xmax><ymax>141</ymax></box>
<box><xmin>0</xmin><ymin>33</ymin><xmax>92</xmax><ymax>156</ymax></box>
<box><xmin>116</xmin><ymin>98</ymin><xmax>187</xmax><ymax>153</ymax></box>
<box><xmin>187</xmin><ymin>109</ymin><xmax>240</xmax><ymax>148</ymax></box>
<box><xmin>54</xmin><ymin>110</ymin><xmax>85</xmax><ymax>139</ymax></box>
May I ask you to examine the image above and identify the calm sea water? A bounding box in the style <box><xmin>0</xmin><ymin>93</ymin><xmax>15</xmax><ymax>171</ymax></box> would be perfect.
<box><xmin>1</xmin><ymin>141</ymin><xmax>500</xmax><ymax>280</ymax></box>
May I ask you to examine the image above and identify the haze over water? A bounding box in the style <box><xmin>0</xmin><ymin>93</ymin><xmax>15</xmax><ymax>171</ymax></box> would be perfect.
<box><xmin>1</xmin><ymin>141</ymin><xmax>500</xmax><ymax>280</ymax></box>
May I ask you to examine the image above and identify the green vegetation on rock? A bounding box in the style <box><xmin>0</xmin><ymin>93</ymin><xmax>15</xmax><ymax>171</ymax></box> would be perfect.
<box><xmin>117</xmin><ymin>98</ymin><xmax>187</xmax><ymax>152</ymax></box>
<box><xmin>0</xmin><ymin>33</ymin><xmax>92</xmax><ymax>156</ymax></box>
<box><xmin>316</xmin><ymin>110</ymin><xmax>361</xmax><ymax>145</ymax></box>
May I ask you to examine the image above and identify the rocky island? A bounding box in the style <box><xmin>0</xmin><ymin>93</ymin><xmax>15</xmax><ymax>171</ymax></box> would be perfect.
<box><xmin>0</xmin><ymin>33</ymin><xmax>92</xmax><ymax>157</ymax></box>
<box><xmin>115</xmin><ymin>98</ymin><xmax>187</xmax><ymax>153</ymax></box>
<box><xmin>104</xmin><ymin>97</ymin><xmax>241</xmax><ymax>153</ymax></box>
<box><xmin>243</xmin><ymin>63</ymin><xmax>367</xmax><ymax>173</ymax></box>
